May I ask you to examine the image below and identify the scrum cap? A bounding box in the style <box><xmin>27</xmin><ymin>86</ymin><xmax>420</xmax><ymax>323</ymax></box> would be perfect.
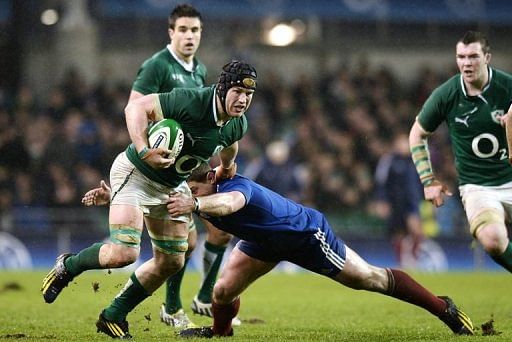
<box><xmin>217</xmin><ymin>60</ymin><xmax>257</xmax><ymax>113</ymax></box>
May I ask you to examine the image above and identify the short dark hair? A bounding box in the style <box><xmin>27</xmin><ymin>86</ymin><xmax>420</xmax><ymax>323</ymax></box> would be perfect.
<box><xmin>168</xmin><ymin>4</ymin><xmax>202</xmax><ymax>29</ymax></box>
<box><xmin>188</xmin><ymin>162</ymin><xmax>212</xmax><ymax>183</ymax></box>
<box><xmin>458</xmin><ymin>31</ymin><xmax>490</xmax><ymax>54</ymax></box>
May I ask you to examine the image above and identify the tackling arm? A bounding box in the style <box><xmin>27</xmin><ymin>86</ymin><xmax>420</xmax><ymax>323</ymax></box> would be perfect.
<box><xmin>216</xmin><ymin>142</ymin><xmax>239</xmax><ymax>180</ymax></box>
<box><xmin>167</xmin><ymin>191</ymin><xmax>246</xmax><ymax>217</ymax></box>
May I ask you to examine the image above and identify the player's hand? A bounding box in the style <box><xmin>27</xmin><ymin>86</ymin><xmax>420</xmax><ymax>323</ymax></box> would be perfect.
<box><xmin>141</xmin><ymin>147</ymin><xmax>174</xmax><ymax>169</ymax></box>
<box><xmin>81</xmin><ymin>180</ymin><xmax>112</xmax><ymax>206</ymax></box>
<box><xmin>214</xmin><ymin>163</ymin><xmax>237</xmax><ymax>181</ymax></box>
<box><xmin>424</xmin><ymin>180</ymin><xmax>452</xmax><ymax>207</ymax></box>
<box><xmin>167</xmin><ymin>192</ymin><xmax>195</xmax><ymax>217</ymax></box>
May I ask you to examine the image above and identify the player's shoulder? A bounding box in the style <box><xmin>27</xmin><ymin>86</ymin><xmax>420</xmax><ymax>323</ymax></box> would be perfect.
<box><xmin>491</xmin><ymin>67</ymin><xmax>512</xmax><ymax>86</ymax></box>
<box><xmin>141</xmin><ymin>48</ymin><xmax>171</xmax><ymax>66</ymax></box>
<box><xmin>170</xmin><ymin>84</ymin><xmax>214</xmax><ymax>96</ymax></box>
<box><xmin>219</xmin><ymin>175</ymin><xmax>251</xmax><ymax>190</ymax></box>
<box><xmin>194</xmin><ymin>58</ymin><xmax>208</xmax><ymax>76</ymax></box>
<box><xmin>430</xmin><ymin>74</ymin><xmax>460</xmax><ymax>100</ymax></box>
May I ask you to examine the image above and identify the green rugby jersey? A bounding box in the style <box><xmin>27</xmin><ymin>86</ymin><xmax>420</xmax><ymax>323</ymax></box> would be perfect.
<box><xmin>417</xmin><ymin>67</ymin><xmax>512</xmax><ymax>186</ymax></box>
<box><xmin>126</xmin><ymin>86</ymin><xmax>248</xmax><ymax>187</ymax></box>
<box><xmin>132</xmin><ymin>47</ymin><xmax>207</xmax><ymax>94</ymax></box>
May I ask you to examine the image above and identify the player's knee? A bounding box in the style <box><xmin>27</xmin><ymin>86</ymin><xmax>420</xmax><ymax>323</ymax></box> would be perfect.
<box><xmin>186</xmin><ymin>231</ymin><xmax>197</xmax><ymax>256</ymax></box>
<box><xmin>477</xmin><ymin>226</ymin><xmax>508</xmax><ymax>256</ymax></box>
<box><xmin>108</xmin><ymin>225</ymin><xmax>142</xmax><ymax>266</ymax></box>
<box><xmin>212</xmin><ymin>279</ymin><xmax>234</xmax><ymax>304</ymax></box>
<box><xmin>153</xmin><ymin>254</ymin><xmax>184</xmax><ymax>277</ymax></box>
<box><xmin>108</xmin><ymin>244</ymin><xmax>139</xmax><ymax>267</ymax></box>
<box><xmin>340</xmin><ymin>266</ymin><xmax>387</xmax><ymax>292</ymax></box>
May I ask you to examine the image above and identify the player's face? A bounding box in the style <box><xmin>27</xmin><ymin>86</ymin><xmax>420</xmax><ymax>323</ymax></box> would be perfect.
<box><xmin>225</xmin><ymin>87</ymin><xmax>254</xmax><ymax>118</ymax></box>
<box><xmin>456</xmin><ymin>42</ymin><xmax>490</xmax><ymax>85</ymax></box>
<box><xmin>188</xmin><ymin>180</ymin><xmax>216</xmax><ymax>197</ymax></box>
<box><xmin>169</xmin><ymin>17</ymin><xmax>202</xmax><ymax>61</ymax></box>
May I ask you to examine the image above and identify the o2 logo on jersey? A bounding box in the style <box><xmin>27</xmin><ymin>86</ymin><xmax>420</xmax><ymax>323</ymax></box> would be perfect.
<box><xmin>490</xmin><ymin>109</ymin><xmax>504</xmax><ymax>124</ymax></box>
<box><xmin>213</xmin><ymin>145</ymin><xmax>224</xmax><ymax>155</ymax></box>
<box><xmin>472</xmin><ymin>133</ymin><xmax>507</xmax><ymax>160</ymax></box>
<box><xmin>173</xmin><ymin>145</ymin><xmax>225</xmax><ymax>175</ymax></box>
<box><xmin>175</xmin><ymin>155</ymin><xmax>202</xmax><ymax>175</ymax></box>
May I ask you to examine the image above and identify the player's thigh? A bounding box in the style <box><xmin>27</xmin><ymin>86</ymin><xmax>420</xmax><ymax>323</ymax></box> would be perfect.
<box><xmin>460</xmin><ymin>184</ymin><xmax>507</xmax><ymax>236</ymax></box>
<box><xmin>145</xmin><ymin>216</ymin><xmax>189</xmax><ymax>267</ymax></box>
<box><xmin>202</xmin><ymin>217</ymin><xmax>232</xmax><ymax>245</ymax></box>
<box><xmin>109</xmin><ymin>204</ymin><xmax>144</xmax><ymax>228</ymax></box>
<box><xmin>215</xmin><ymin>246</ymin><xmax>276</xmax><ymax>301</ymax></box>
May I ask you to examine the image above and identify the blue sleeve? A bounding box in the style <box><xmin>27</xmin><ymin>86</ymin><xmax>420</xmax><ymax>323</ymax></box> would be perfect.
<box><xmin>218</xmin><ymin>177</ymin><xmax>253</xmax><ymax>205</ymax></box>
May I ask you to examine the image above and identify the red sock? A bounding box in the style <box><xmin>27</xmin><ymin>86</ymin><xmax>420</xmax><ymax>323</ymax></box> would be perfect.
<box><xmin>386</xmin><ymin>268</ymin><xmax>446</xmax><ymax>316</ymax></box>
<box><xmin>212</xmin><ymin>297</ymin><xmax>240</xmax><ymax>336</ymax></box>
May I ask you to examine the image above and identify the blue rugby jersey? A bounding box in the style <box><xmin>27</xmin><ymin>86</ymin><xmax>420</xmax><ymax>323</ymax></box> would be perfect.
<box><xmin>200</xmin><ymin>175</ymin><xmax>320</xmax><ymax>243</ymax></box>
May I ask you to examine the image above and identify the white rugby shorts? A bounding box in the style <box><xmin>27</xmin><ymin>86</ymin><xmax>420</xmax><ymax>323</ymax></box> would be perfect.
<box><xmin>459</xmin><ymin>180</ymin><xmax>512</xmax><ymax>224</ymax></box>
<box><xmin>109</xmin><ymin>152</ymin><xmax>192</xmax><ymax>223</ymax></box>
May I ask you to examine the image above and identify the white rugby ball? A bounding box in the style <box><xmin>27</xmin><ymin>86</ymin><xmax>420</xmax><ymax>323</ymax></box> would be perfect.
<box><xmin>148</xmin><ymin>119</ymin><xmax>184</xmax><ymax>159</ymax></box>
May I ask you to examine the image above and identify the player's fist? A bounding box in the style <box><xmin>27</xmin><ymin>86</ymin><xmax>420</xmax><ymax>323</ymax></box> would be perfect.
<box><xmin>424</xmin><ymin>180</ymin><xmax>452</xmax><ymax>207</ymax></box>
<box><xmin>215</xmin><ymin>163</ymin><xmax>237</xmax><ymax>181</ymax></box>
<box><xmin>141</xmin><ymin>147</ymin><xmax>174</xmax><ymax>169</ymax></box>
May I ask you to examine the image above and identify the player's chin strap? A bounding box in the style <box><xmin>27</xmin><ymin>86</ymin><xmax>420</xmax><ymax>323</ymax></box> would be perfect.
<box><xmin>411</xmin><ymin>140</ymin><xmax>435</xmax><ymax>186</ymax></box>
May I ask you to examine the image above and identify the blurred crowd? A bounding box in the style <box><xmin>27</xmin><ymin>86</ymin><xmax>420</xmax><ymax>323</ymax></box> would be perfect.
<box><xmin>0</xmin><ymin>62</ymin><xmax>466</xmax><ymax>236</ymax></box>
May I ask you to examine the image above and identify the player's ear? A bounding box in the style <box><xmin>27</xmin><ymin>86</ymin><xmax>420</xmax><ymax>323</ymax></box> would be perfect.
<box><xmin>207</xmin><ymin>170</ymin><xmax>216</xmax><ymax>184</ymax></box>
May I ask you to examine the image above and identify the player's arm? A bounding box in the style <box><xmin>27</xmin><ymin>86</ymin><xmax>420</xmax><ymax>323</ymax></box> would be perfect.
<box><xmin>216</xmin><ymin>142</ymin><xmax>238</xmax><ymax>180</ymax></box>
<box><xmin>503</xmin><ymin>103</ymin><xmax>512</xmax><ymax>164</ymax></box>
<box><xmin>124</xmin><ymin>94</ymin><xmax>172</xmax><ymax>168</ymax></box>
<box><xmin>128</xmin><ymin>89</ymin><xmax>145</xmax><ymax>102</ymax></box>
<box><xmin>409</xmin><ymin>119</ymin><xmax>452</xmax><ymax>207</ymax></box>
<box><xmin>167</xmin><ymin>191</ymin><xmax>246</xmax><ymax>217</ymax></box>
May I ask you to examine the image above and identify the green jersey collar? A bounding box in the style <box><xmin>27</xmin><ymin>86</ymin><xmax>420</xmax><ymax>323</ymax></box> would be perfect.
<box><xmin>460</xmin><ymin>66</ymin><xmax>492</xmax><ymax>100</ymax></box>
<box><xmin>212</xmin><ymin>87</ymin><xmax>225</xmax><ymax>127</ymax></box>
<box><xmin>167</xmin><ymin>44</ymin><xmax>195</xmax><ymax>72</ymax></box>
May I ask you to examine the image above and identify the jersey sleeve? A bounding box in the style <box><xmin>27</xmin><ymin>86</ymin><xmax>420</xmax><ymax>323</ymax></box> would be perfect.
<box><xmin>158</xmin><ymin>91</ymin><xmax>178</xmax><ymax>120</ymax></box>
<box><xmin>220</xmin><ymin>116</ymin><xmax>248</xmax><ymax>147</ymax></box>
<box><xmin>416</xmin><ymin>87</ymin><xmax>447</xmax><ymax>133</ymax></box>
<box><xmin>218</xmin><ymin>177</ymin><xmax>252</xmax><ymax>205</ymax></box>
<box><xmin>132</xmin><ymin>59</ymin><xmax>164</xmax><ymax>95</ymax></box>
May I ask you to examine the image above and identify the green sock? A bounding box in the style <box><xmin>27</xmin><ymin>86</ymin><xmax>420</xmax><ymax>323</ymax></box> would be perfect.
<box><xmin>164</xmin><ymin>257</ymin><xmax>189</xmax><ymax>314</ymax></box>
<box><xmin>103</xmin><ymin>273</ymin><xmax>150</xmax><ymax>322</ymax></box>
<box><xmin>491</xmin><ymin>242</ymin><xmax>512</xmax><ymax>272</ymax></box>
<box><xmin>64</xmin><ymin>242</ymin><xmax>103</xmax><ymax>277</ymax></box>
<box><xmin>197</xmin><ymin>242</ymin><xmax>226</xmax><ymax>303</ymax></box>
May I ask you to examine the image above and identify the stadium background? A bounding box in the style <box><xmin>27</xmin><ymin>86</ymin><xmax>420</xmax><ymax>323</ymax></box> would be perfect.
<box><xmin>1</xmin><ymin>0</ymin><xmax>511</xmax><ymax>271</ymax></box>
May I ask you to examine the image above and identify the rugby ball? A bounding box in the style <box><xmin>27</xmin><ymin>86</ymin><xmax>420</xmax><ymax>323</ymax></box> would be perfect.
<box><xmin>148</xmin><ymin>119</ymin><xmax>184</xmax><ymax>159</ymax></box>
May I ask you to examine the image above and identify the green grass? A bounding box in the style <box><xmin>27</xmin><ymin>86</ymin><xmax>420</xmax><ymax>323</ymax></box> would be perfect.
<box><xmin>0</xmin><ymin>270</ymin><xmax>510</xmax><ymax>341</ymax></box>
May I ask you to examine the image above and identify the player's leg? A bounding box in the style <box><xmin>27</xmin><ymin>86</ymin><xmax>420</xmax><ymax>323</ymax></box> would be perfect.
<box><xmin>98</xmin><ymin>217</ymin><xmax>189</xmax><ymax>338</ymax></box>
<box><xmin>161</xmin><ymin>219</ymin><xmax>197</xmax><ymax>328</ymax></box>
<box><xmin>333</xmin><ymin>246</ymin><xmax>473</xmax><ymax>335</ymax></box>
<box><xmin>180</xmin><ymin>242</ymin><xmax>277</xmax><ymax>338</ymax></box>
<box><xmin>461</xmin><ymin>185</ymin><xmax>512</xmax><ymax>272</ymax></box>
<box><xmin>41</xmin><ymin>203</ymin><xmax>143</xmax><ymax>304</ymax></box>
<box><xmin>194</xmin><ymin>218</ymin><xmax>232</xmax><ymax>304</ymax></box>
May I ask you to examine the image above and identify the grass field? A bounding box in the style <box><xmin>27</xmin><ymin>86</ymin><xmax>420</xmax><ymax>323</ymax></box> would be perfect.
<box><xmin>0</xmin><ymin>270</ymin><xmax>510</xmax><ymax>341</ymax></box>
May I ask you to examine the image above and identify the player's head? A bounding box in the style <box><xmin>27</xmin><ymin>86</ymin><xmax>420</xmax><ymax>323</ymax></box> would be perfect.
<box><xmin>168</xmin><ymin>4</ymin><xmax>203</xmax><ymax>60</ymax></box>
<box><xmin>458</xmin><ymin>31</ymin><xmax>490</xmax><ymax>54</ymax></box>
<box><xmin>187</xmin><ymin>162</ymin><xmax>217</xmax><ymax>196</ymax></box>
<box><xmin>216</xmin><ymin>60</ymin><xmax>257</xmax><ymax>117</ymax></box>
<box><xmin>456</xmin><ymin>31</ymin><xmax>491</xmax><ymax>85</ymax></box>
